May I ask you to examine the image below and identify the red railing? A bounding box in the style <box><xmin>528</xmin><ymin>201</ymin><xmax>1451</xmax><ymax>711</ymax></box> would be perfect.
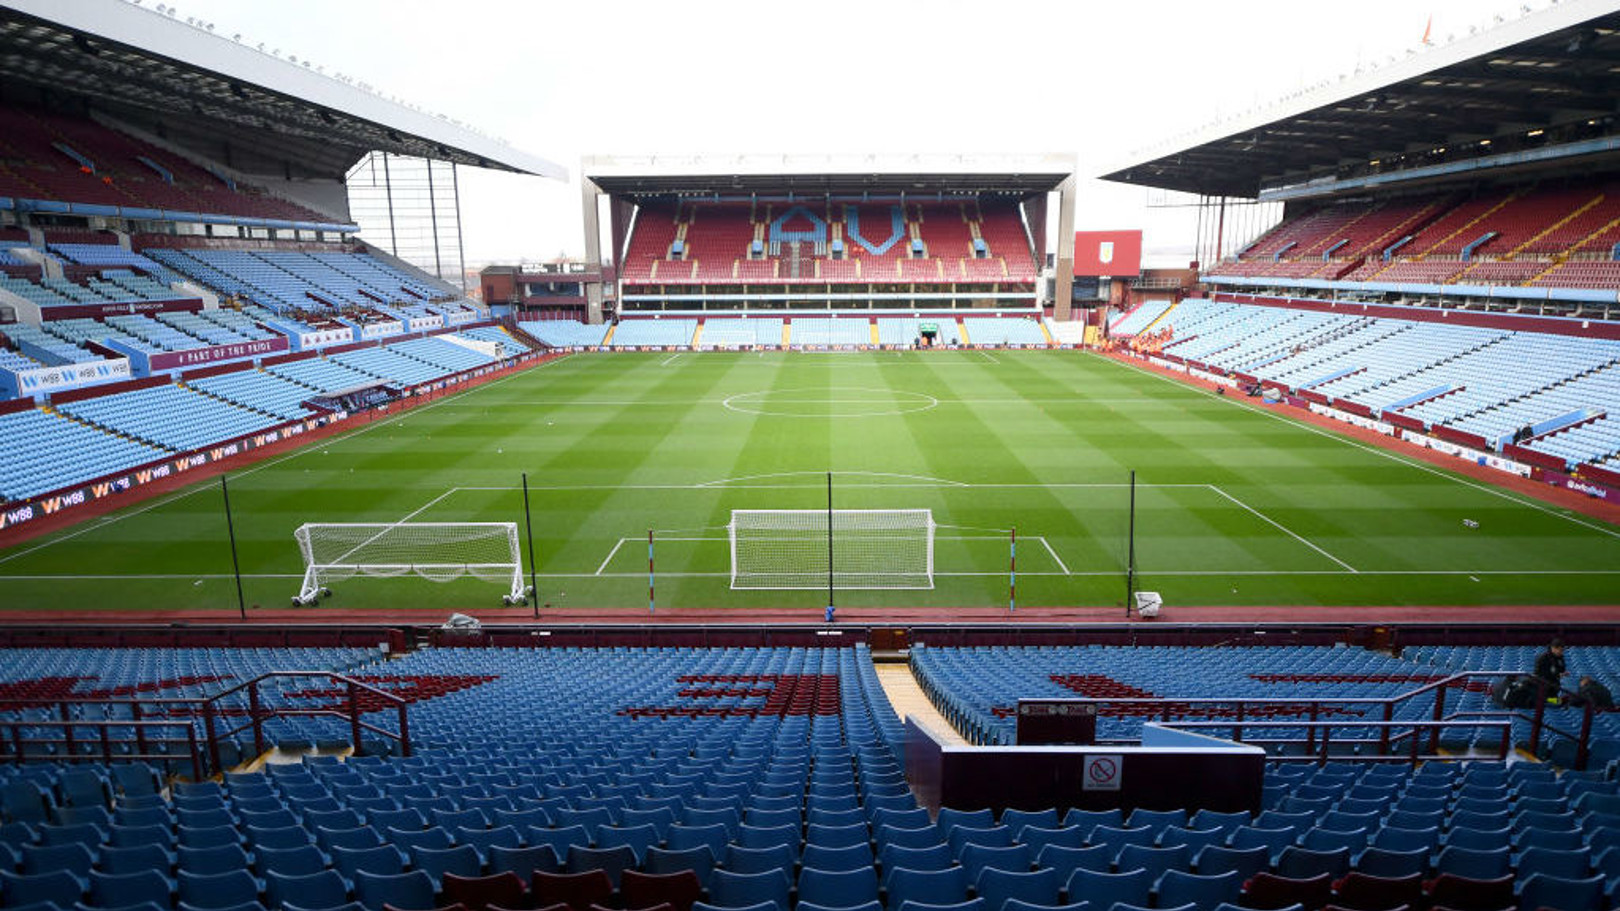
<box><xmin>194</xmin><ymin>672</ymin><xmax>410</xmax><ymax>773</ymax></box>
<box><xmin>0</xmin><ymin>671</ymin><xmax>409</xmax><ymax>777</ymax></box>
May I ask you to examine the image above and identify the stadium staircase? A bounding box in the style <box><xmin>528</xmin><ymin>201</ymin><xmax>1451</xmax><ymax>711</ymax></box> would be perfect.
<box><xmin>600</xmin><ymin>323</ymin><xmax>618</xmax><ymax>345</ymax></box>
<box><xmin>689</xmin><ymin>322</ymin><xmax>704</xmax><ymax>348</ymax></box>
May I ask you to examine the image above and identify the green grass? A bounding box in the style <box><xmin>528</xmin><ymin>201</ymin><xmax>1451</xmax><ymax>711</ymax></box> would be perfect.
<box><xmin>3</xmin><ymin>349</ymin><xmax>1618</xmax><ymax>613</ymax></box>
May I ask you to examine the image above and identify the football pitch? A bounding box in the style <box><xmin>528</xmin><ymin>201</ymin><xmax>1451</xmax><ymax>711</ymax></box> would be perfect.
<box><xmin>3</xmin><ymin>348</ymin><xmax>1619</xmax><ymax>614</ymax></box>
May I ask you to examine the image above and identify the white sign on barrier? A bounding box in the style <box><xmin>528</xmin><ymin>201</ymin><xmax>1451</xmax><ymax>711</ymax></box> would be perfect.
<box><xmin>297</xmin><ymin>328</ymin><xmax>354</xmax><ymax>350</ymax></box>
<box><xmin>9</xmin><ymin>358</ymin><xmax>132</xmax><ymax>395</ymax></box>
<box><xmin>1399</xmin><ymin>430</ymin><xmax>1532</xmax><ymax>478</ymax></box>
<box><xmin>1309</xmin><ymin>403</ymin><xmax>1395</xmax><ymax>437</ymax></box>
<box><xmin>1082</xmin><ymin>755</ymin><xmax>1123</xmax><ymax>792</ymax></box>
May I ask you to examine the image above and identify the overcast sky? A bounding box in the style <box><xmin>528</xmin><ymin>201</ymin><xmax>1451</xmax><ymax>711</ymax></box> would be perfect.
<box><xmin>191</xmin><ymin>0</ymin><xmax>1542</xmax><ymax>266</ymax></box>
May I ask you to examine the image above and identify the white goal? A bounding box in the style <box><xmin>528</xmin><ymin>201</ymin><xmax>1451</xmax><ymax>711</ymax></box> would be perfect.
<box><xmin>293</xmin><ymin>522</ymin><xmax>528</xmax><ymax>605</ymax></box>
<box><xmin>728</xmin><ymin>509</ymin><xmax>935</xmax><ymax>590</ymax></box>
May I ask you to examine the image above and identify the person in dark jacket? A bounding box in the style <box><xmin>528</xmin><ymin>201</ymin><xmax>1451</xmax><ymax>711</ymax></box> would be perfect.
<box><xmin>1574</xmin><ymin>675</ymin><xmax>1613</xmax><ymax>710</ymax></box>
<box><xmin>1532</xmin><ymin>639</ymin><xmax>1566</xmax><ymax>703</ymax></box>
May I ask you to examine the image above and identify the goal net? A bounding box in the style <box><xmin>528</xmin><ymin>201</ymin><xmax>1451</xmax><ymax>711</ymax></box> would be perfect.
<box><xmin>728</xmin><ymin>509</ymin><xmax>935</xmax><ymax>590</ymax></box>
<box><xmin>293</xmin><ymin>522</ymin><xmax>527</xmax><ymax>605</ymax></box>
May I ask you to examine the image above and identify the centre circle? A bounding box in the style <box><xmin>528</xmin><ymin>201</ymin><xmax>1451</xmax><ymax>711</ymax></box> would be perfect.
<box><xmin>722</xmin><ymin>387</ymin><xmax>939</xmax><ymax>418</ymax></box>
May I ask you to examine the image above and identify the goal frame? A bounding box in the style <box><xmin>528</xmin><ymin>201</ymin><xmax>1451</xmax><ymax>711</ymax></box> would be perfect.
<box><xmin>293</xmin><ymin>521</ymin><xmax>528</xmax><ymax>605</ymax></box>
<box><xmin>727</xmin><ymin>508</ymin><xmax>935</xmax><ymax>591</ymax></box>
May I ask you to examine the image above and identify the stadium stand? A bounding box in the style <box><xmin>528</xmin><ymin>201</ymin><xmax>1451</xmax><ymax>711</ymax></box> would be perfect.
<box><xmin>0</xmin><ymin>103</ymin><xmax>339</xmax><ymax>226</ymax></box>
<box><xmin>790</xmin><ymin>317</ymin><xmax>870</xmax><ymax>347</ymax></box>
<box><xmin>622</xmin><ymin>201</ymin><xmax>1037</xmax><ymax>288</ymax></box>
<box><xmin>516</xmin><ymin>319</ymin><xmax>608</xmax><ymax>348</ymax></box>
<box><xmin>960</xmin><ymin>316</ymin><xmax>1046</xmax><ymax>347</ymax></box>
<box><xmin>1134</xmin><ymin>298</ymin><xmax>1620</xmax><ymax>464</ymax></box>
<box><xmin>1211</xmin><ymin>181</ymin><xmax>1620</xmax><ymax>298</ymax></box>
<box><xmin>610</xmin><ymin>319</ymin><xmax>697</xmax><ymax>348</ymax></box>
<box><xmin>0</xmin><ymin>640</ymin><xmax>1617</xmax><ymax>911</ymax></box>
<box><xmin>701</xmin><ymin>318</ymin><xmax>785</xmax><ymax>349</ymax></box>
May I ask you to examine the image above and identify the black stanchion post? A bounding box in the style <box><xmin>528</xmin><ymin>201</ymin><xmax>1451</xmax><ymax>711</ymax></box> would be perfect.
<box><xmin>522</xmin><ymin>472</ymin><xmax>538</xmax><ymax>619</ymax></box>
<box><xmin>221</xmin><ymin>474</ymin><xmax>247</xmax><ymax>620</ymax></box>
<box><xmin>1125</xmin><ymin>469</ymin><xmax>1136</xmax><ymax>618</ymax></box>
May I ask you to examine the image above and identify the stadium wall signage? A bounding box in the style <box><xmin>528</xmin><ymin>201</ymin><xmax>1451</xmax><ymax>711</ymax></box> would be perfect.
<box><xmin>146</xmin><ymin>338</ymin><xmax>289</xmax><ymax>372</ymax></box>
<box><xmin>1</xmin><ymin>357</ymin><xmax>132</xmax><ymax>398</ymax></box>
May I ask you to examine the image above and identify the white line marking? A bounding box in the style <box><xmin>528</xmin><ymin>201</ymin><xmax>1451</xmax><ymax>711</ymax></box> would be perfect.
<box><xmin>0</xmin><ymin>360</ymin><xmax>563</xmax><ymax>567</ymax></box>
<box><xmin>1103</xmin><ymin>353</ymin><xmax>1620</xmax><ymax>541</ymax></box>
<box><xmin>660</xmin><ymin>353</ymin><xmax>682</xmax><ymax>366</ymax></box>
<box><xmin>458</xmin><ymin>481</ymin><xmax>1204</xmax><ymax>492</ymax></box>
<box><xmin>1037</xmin><ymin>537</ymin><xmax>1072</xmax><ymax>575</ymax></box>
<box><xmin>4</xmin><ymin>568</ymin><xmax>1619</xmax><ymax>582</ymax></box>
<box><xmin>695</xmin><ymin>470</ymin><xmax>970</xmax><ymax>489</ymax></box>
<box><xmin>1209</xmin><ymin>484</ymin><xmax>1358</xmax><ymax>573</ymax></box>
<box><xmin>596</xmin><ymin>538</ymin><xmax>627</xmax><ymax>576</ymax></box>
<box><xmin>979</xmin><ymin>350</ymin><xmax>1001</xmax><ymax>365</ymax></box>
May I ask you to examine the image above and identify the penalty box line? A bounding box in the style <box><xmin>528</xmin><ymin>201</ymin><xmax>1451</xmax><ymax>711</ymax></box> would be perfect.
<box><xmin>1205</xmin><ymin>484</ymin><xmax>1357</xmax><ymax>574</ymax></box>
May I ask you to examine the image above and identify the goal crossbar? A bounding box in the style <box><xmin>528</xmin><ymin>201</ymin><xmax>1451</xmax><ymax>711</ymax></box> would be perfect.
<box><xmin>728</xmin><ymin>508</ymin><xmax>934</xmax><ymax>590</ymax></box>
<box><xmin>294</xmin><ymin>521</ymin><xmax>526</xmax><ymax>605</ymax></box>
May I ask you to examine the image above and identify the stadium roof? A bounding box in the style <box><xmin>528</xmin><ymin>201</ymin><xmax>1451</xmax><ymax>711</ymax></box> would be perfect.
<box><xmin>584</xmin><ymin>153</ymin><xmax>1075</xmax><ymax>196</ymax></box>
<box><xmin>0</xmin><ymin>0</ymin><xmax>566</xmax><ymax>181</ymax></box>
<box><xmin>1099</xmin><ymin>0</ymin><xmax>1620</xmax><ymax>200</ymax></box>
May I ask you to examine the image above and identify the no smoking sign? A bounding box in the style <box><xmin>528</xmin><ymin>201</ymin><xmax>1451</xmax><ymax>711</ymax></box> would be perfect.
<box><xmin>1082</xmin><ymin>754</ymin><xmax>1123</xmax><ymax>791</ymax></box>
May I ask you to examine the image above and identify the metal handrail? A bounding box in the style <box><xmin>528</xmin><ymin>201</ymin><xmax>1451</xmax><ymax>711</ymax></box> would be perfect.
<box><xmin>1161</xmin><ymin>718</ymin><xmax>1515</xmax><ymax>766</ymax></box>
<box><xmin>0</xmin><ymin>671</ymin><xmax>411</xmax><ymax>777</ymax></box>
<box><xmin>195</xmin><ymin>672</ymin><xmax>411</xmax><ymax>773</ymax></box>
<box><xmin>1</xmin><ymin>718</ymin><xmax>203</xmax><ymax>779</ymax></box>
<box><xmin>1038</xmin><ymin>670</ymin><xmax>1597</xmax><ymax>768</ymax></box>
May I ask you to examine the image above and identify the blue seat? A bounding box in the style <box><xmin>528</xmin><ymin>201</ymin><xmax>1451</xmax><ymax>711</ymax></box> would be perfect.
<box><xmin>1000</xmin><ymin>810</ymin><xmax>1060</xmax><ymax>834</ymax></box>
<box><xmin>1445</xmin><ymin>826</ymin><xmax>1512</xmax><ymax>853</ymax></box>
<box><xmin>799</xmin><ymin>842</ymin><xmax>873</xmax><ymax>873</ymax></box>
<box><xmin>1350</xmin><ymin>846</ymin><xmax>1428</xmax><ymax>880</ymax></box>
<box><xmin>1298</xmin><ymin>827</ymin><xmax>1367</xmax><ymax>855</ymax></box>
<box><xmin>1125</xmin><ymin>809</ymin><xmax>1186</xmax><ymax>837</ymax></box>
<box><xmin>691</xmin><ymin>901</ymin><xmax>777</xmax><ymax>911</ymax></box>
<box><xmin>176</xmin><ymin>870</ymin><xmax>260</xmax><ymax>911</ymax></box>
<box><xmin>0</xmin><ymin>869</ymin><xmax>85</xmax><ymax>909</ymax></box>
<box><xmin>796</xmin><ymin>866</ymin><xmax>879</xmax><ymax>909</ymax></box>
<box><xmin>21</xmin><ymin>843</ymin><xmax>96</xmax><ymax>880</ymax></box>
<box><xmin>871</xmin><ymin>809</ymin><xmax>932</xmax><ymax>832</ymax></box>
<box><xmin>566</xmin><ymin>844</ymin><xmax>638</xmax><ymax>889</ymax></box>
<box><xmin>488</xmin><ymin>843</ymin><xmax>560</xmax><ymax>882</ymax></box>
<box><xmin>886</xmin><ymin>866</ymin><xmax>972</xmax><ymax>909</ymax></box>
<box><xmin>1154</xmin><ymin>870</ymin><xmax>1242</xmax><ymax>911</ymax></box>
<box><xmin>314</xmin><ymin>828</ymin><xmax>381</xmax><ymax>856</ymax></box>
<box><xmin>177</xmin><ymin>845</ymin><xmax>252</xmax><ymax>878</ymax></box>
<box><xmin>1186</xmin><ymin>811</ymin><xmax>1249</xmax><ymax>837</ymax></box>
<box><xmin>1001</xmin><ymin>901</ymin><xmax>1090</xmax><ymax>911</ymax></box>
<box><xmin>619</xmin><ymin>808</ymin><xmax>677</xmax><ymax>840</ymax></box>
<box><xmin>99</xmin><ymin>844</ymin><xmax>175</xmax><ymax>878</ymax></box>
<box><xmin>1083</xmin><ymin>827</ymin><xmax>1154</xmax><ymax>857</ymax></box>
<box><xmin>453</xmin><ymin>825</ymin><xmax>521</xmax><ymax>861</ymax></box>
<box><xmin>1515</xmin><ymin>845</ymin><xmax>1590</xmax><ymax>880</ymax></box>
<box><xmin>879</xmin><ymin>844</ymin><xmax>955</xmax><ymax>883</ymax></box>
<box><xmin>797</xmin><ymin>902</ymin><xmax>880</xmax><ymax>911</ymax></box>
<box><xmin>410</xmin><ymin>844</ymin><xmax>480</xmax><ymax>887</ymax></box>
<box><xmin>1017</xmin><ymin>827</ymin><xmax>1084</xmax><ymax>858</ymax></box>
<box><xmin>959</xmin><ymin>844</ymin><xmax>1033</xmax><ymax>881</ymax></box>
<box><xmin>1274</xmin><ymin>845</ymin><xmax>1349</xmax><ymax>880</ymax></box>
<box><xmin>1114</xmin><ymin>844</ymin><xmax>1189</xmax><ymax>881</ymax></box>
<box><xmin>879</xmin><ymin>826</ymin><xmax>947</xmax><ymax>851</ymax></box>
<box><xmin>1225</xmin><ymin>827</ymin><xmax>1292</xmax><ymax>863</ymax></box>
<box><xmin>1251</xmin><ymin>812</ymin><xmax>1312</xmax><ymax>838</ymax></box>
<box><xmin>1368</xmin><ymin>825</ymin><xmax>1441</xmax><ymax>855</ymax></box>
<box><xmin>1034</xmin><ymin>846</ymin><xmax>1114</xmax><ymax>886</ymax></box>
<box><xmin>1062</xmin><ymin>810</ymin><xmax>1123</xmax><ymax>833</ymax></box>
<box><xmin>527</xmin><ymin>825</ymin><xmax>591</xmax><ymax>863</ymax></box>
<box><xmin>896</xmin><ymin>900</ymin><xmax>986</xmax><ymax>911</ymax></box>
<box><xmin>974</xmin><ymin>867</ymin><xmax>1061</xmax><ymax>911</ymax></box>
<box><xmin>1432</xmin><ymin>844</ymin><xmax>1511</xmax><ymax>880</ymax></box>
<box><xmin>40</xmin><ymin>825</ymin><xmax>105</xmax><ymax>850</ymax></box>
<box><xmin>87</xmin><ymin>870</ymin><xmax>174</xmax><ymax>909</ymax></box>
<box><xmin>364</xmin><ymin>810</ymin><xmax>424</xmax><ymax>834</ymax></box>
<box><xmin>351</xmin><ymin>870</ymin><xmax>436</xmax><ymax>911</ymax></box>
<box><xmin>1515</xmin><ymin>872</ymin><xmax>1605</xmax><ymax>911</ymax></box>
<box><xmin>331</xmin><ymin>845</ymin><xmax>406</xmax><ymax>883</ymax></box>
<box><xmin>706</xmin><ymin>869</ymin><xmax>791</xmax><ymax>911</ymax></box>
<box><xmin>723</xmin><ymin>844</ymin><xmax>796</xmax><ymax>880</ymax></box>
<box><xmin>1191</xmin><ymin>845</ymin><xmax>1267</xmax><ymax>881</ymax></box>
<box><xmin>644</xmin><ymin>846</ymin><xmax>715</xmax><ymax>890</ymax></box>
<box><xmin>806</xmin><ymin>809</ymin><xmax>865</xmax><ymax>830</ymax></box>
<box><xmin>264</xmin><ymin>870</ymin><xmax>349</xmax><ymax>911</ymax></box>
<box><xmin>1064</xmin><ymin>868</ymin><xmax>1151</xmax><ymax>910</ymax></box>
<box><xmin>1156</xmin><ymin>827</ymin><xmax>1225</xmax><ymax>856</ymax></box>
<box><xmin>587</xmin><ymin>824</ymin><xmax>657</xmax><ymax>865</ymax></box>
<box><xmin>805</xmin><ymin>823</ymin><xmax>868</xmax><ymax>850</ymax></box>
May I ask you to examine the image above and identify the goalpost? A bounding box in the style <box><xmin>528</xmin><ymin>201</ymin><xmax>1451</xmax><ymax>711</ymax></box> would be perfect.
<box><xmin>293</xmin><ymin>522</ymin><xmax>529</xmax><ymax>605</ymax></box>
<box><xmin>728</xmin><ymin>509</ymin><xmax>935</xmax><ymax>590</ymax></box>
